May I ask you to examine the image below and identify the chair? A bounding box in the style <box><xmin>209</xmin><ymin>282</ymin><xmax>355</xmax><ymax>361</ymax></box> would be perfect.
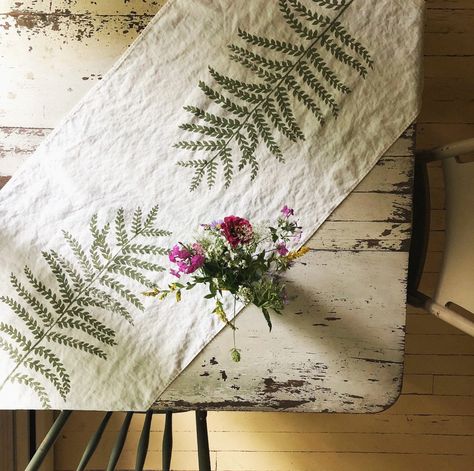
<box><xmin>408</xmin><ymin>138</ymin><xmax>474</xmax><ymax>336</ymax></box>
<box><xmin>25</xmin><ymin>410</ymin><xmax>211</xmax><ymax>471</ymax></box>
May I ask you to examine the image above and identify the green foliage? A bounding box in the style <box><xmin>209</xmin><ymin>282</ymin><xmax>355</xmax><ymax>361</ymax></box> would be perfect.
<box><xmin>176</xmin><ymin>0</ymin><xmax>373</xmax><ymax>190</ymax></box>
<box><xmin>0</xmin><ymin>205</ymin><xmax>170</xmax><ymax>407</ymax></box>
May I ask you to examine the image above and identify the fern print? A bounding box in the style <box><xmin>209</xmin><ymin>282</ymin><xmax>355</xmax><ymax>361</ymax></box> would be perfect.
<box><xmin>175</xmin><ymin>0</ymin><xmax>374</xmax><ymax>190</ymax></box>
<box><xmin>0</xmin><ymin>205</ymin><xmax>170</xmax><ymax>407</ymax></box>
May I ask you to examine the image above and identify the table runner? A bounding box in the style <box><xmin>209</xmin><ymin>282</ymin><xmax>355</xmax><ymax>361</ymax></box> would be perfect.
<box><xmin>0</xmin><ymin>0</ymin><xmax>424</xmax><ymax>410</ymax></box>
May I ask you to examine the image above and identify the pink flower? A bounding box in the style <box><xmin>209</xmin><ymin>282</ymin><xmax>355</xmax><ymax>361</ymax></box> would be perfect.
<box><xmin>281</xmin><ymin>205</ymin><xmax>294</xmax><ymax>218</ymax></box>
<box><xmin>169</xmin><ymin>243</ymin><xmax>205</xmax><ymax>276</ymax></box>
<box><xmin>276</xmin><ymin>243</ymin><xmax>289</xmax><ymax>256</ymax></box>
<box><xmin>221</xmin><ymin>216</ymin><xmax>253</xmax><ymax>248</ymax></box>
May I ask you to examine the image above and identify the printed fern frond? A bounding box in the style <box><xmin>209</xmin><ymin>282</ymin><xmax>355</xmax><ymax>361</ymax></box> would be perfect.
<box><xmin>287</xmin><ymin>0</ymin><xmax>331</xmax><ymax>28</ymax></box>
<box><xmin>330</xmin><ymin>21</ymin><xmax>374</xmax><ymax>67</ymax></box>
<box><xmin>306</xmin><ymin>48</ymin><xmax>351</xmax><ymax>93</ymax></box>
<box><xmin>11</xmin><ymin>373</ymin><xmax>50</xmax><ymax>408</ymax></box>
<box><xmin>46</xmin><ymin>332</ymin><xmax>107</xmax><ymax>359</ymax></box>
<box><xmin>9</xmin><ymin>274</ymin><xmax>54</xmax><ymax>327</ymax></box>
<box><xmin>179</xmin><ymin>123</ymin><xmax>234</xmax><ymax>139</ymax></box>
<box><xmin>115</xmin><ymin>208</ymin><xmax>129</xmax><ymax>246</ymax></box>
<box><xmin>262</xmin><ymin>96</ymin><xmax>298</xmax><ymax>142</ymax></box>
<box><xmin>296</xmin><ymin>61</ymin><xmax>339</xmax><ymax>116</ymax></box>
<box><xmin>321</xmin><ymin>36</ymin><xmax>367</xmax><ymax>77</ymax></box>
<box><xmin>0</xmin><ymin>205</ymin><xmax>169</xmax><ymax>406</ymax></box>
<box><xmin>199</xmin><ymin>82</ymin><xmax>249</xmax><ymax>117</ymax></box>
<box><xmin>253</xmin><ymin>109</ymin><xmax>284</xmax><ymax>162</ymax></box>
<box><xmin>99</xmin><ymin>275</ymin><xmax>145</xmax><ymax>312</ymax></box>
<box><xmin>237</xmin><ymin>28</ymin><xmax>305</xmax><ymax>56</ymax></box>
<box><xmin>0</xmin><ymin>297</ymin><xmax>44</xmax><ymax>340</ymax></box>
<box><xmin>62</xmin><ymin>231</ymin><xmax>94</xmax><ymax>280</ymax></box>
<box><xmin>176</xmin><ymin>0</ymin><xmax>373</xmax><ymax>189</ymax></box>
<box><xmin>183</xmin><ymin>106</ymin><xmax>241</xmax><ymax>129</ymax></box>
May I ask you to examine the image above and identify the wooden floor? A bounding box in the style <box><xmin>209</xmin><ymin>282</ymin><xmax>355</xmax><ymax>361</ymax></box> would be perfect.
<box><xmin>0</xmin><ymin>0</ymin><xmax>473</xmax><ymax>470</ymax></box>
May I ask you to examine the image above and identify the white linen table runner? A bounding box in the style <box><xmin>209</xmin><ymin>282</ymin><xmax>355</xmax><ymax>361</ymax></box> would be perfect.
<box><xmin>0</xmin><ymin>0</ymin><xmax>424</xmax><ymax>410</ymax></box>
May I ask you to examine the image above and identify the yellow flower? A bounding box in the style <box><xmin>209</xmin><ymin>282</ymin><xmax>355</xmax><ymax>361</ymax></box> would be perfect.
<box><xmin>286</xmin><ymin>246</ymin><xmax>310</xmax><ymax>261</ymax></box>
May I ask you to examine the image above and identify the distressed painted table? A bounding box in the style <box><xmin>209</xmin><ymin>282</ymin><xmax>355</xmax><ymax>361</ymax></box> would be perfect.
<box><xmin>0</xmin><ymin>0</ymin><xmax>413</xmax><ymax>413</ymax></box>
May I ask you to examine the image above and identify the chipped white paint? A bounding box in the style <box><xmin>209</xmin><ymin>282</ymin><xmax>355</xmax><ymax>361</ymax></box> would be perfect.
<box><xmin>0</xmin><ymin>0</ymin><xmax>415</xmax><ymax>412</ymax></box>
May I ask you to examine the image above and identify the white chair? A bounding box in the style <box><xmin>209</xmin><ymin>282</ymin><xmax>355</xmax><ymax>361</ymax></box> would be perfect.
<box><xmin>408</xmin><ymin>138</ymin><xmax>474</xmax><ymax>336</ymax></box>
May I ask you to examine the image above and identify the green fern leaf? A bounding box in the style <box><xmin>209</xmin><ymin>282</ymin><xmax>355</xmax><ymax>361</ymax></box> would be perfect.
<box><xmin>24</xmin><ymin>266</ymin><xmax>65</xmax><ymax>315</ymax></box>
<box><xmin>22</xmin><ymin>357</ymin><xmax>67</xmax><ymax>399</ymax></box>
<box><xmin>228</xmin><ymin>44</ymin><xmax>294</xmax><ymax>72</ymax></box>
<box><xmin>122</xmin><ymin>244</ymin><xmax>169</xmax><ymax>256</ymax></box>
<box><xmin>237</xmin><ymin>28</ymin><xmax>305</xmax><ymax>56</ymax></box>
<box><xmin>42</xmin><ymin>251</ymin><xmax>75</xmax><ymax>302</ymax></box>
<box><xmin>57</xmin><ymin>318</ymin><xmax>116</xmax><ymax>347</ymax></box>
<box><xmin>142</xmin><ymin>204</ymin><xmax>160</xmax><ymax>230</ymax></box>
<box><xmin>113</xmin><ymin>255</ymin><xmax>166</xmax><ymax>273</ymax></box>
<box><xmin>107</xmin><ymin>265</ymin><xmax>155</xmax><ymax>290</ymax></box>
<box><xmin>253</xmin><ymin>109</ymin><xmax>284</xmax><ymax>162</ymax></box>
<box><xmin>330</xmin><ymin>21</ymin><xmax>374</xmax><ymax>67</ymax></box>
<box><xmin>183</xmin><ymin>106</ymin><xmax>241</xmax><ymax>129</ymax></box>
<box><xmin>10</xmin><ymin>274</ymin><xmax>54</xmax><ymax>327</ymax></box>
<box><xmin>284</xmin><ymin>74</ymin><xmax>325</xmax><ymax>124</ymax></box>
<box><xmin>306</xmin><ymin>48</ymin><xmax>351</xmax><ymax>93</ymax></box>
<box><xmin>131</xmin><ymin>207</ymin><xmax>143</xmax><ymax>235</ymax></box>
<box><xmin>179</xmin><ymin>123</ymin><xmax>234</xmax><ymax>139</ymax></box>
<box><xmin>262</xmin><ymin>97</ymin><xmax>298</xmax><ymax>142</ymax></box>
<box><xmin>46</xmin><ymin>332</ymin><xmax>107</xmax><ymax>359</ymax></box>
<box><xmin>86</xmin><ymin>288</ymin><xmax>134</xmax><ymax>324</ymax></box>
<box><xmin>115</xmin><ymin>208</ymin><xmax>129</xmax><ymax>246</ymax></box>
<box><xmin>68</xmin><ymin>305</ymin><xmax>116</xmax><ymax>338</ymax></box>
<box><xmin>0</xmin><ymin>337</ymin><xmax>23</xmax><ymax>363</ymax></box>
<box><xmin>209</xmin><ymin>66</ymin><xmax>272</xmax><ymax>95</ymax></box>
<box><xmin>279</xmin><ymin>0</ymin><xmax>318</xmax><ymax>40</ymax></box>
<box><xmin>199</xmin><ymin>82</ymin><xmax>249</xmax><ymax>117</ymax></box>
<box><xmin>62</xmin><ymin>231</ymin><xmax>94</xmax><ymax>280</ymax></box>
<box><xmin>49</xmin><ymin>251</ymin><xmax>87</xmax><ymax>293</ymax></box>
<box><xmin>287</xmin><ymin>0</ymin><xmax>331</xmax><ymax>28</ymax></box>
<box><xmin>174</xmin><ymin>140</ymin><xmax>226</xmax><ymax>152</ymax></box>
<box><xmin>11</xmin><ymin>373</ymin><xmax>50</xmax><ymax>408</ymax></box>
<box><xmin>312</xmin><ymin>0</ymin><xmax>347</xmax><ymax>9</ymax></box>
<box><xmin>33</xmin><ymin>346</ymin><xmax>70</xmax><ymax>394</ymax></box>
<box><xmin>296</xmin><ymin>61</ymin><xmax>339</xmax><ymax>116</ymax></box>
<box><xmin>321</xmin><ymin>36</ymin><xmax>367</xmax><ymax>77</ymax></box>
<box><xmin>99</xmin><ymin>275</ymin><xmax>145</xmax><ymax>312</ymax></box>
<box><xmin>0</xmin><ymin>297</ymin><xmax>44</xmax><ymax>339</ymax></box>
<box><xmin>0</xmin><ymin>322</ymin><xmax>32</xmax><ymax>351</ymax></box>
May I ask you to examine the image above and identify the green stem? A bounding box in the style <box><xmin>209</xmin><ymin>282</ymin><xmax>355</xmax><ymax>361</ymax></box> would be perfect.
<box><xmin>196</xmin><ymin>0</ymin><xmax>354</xmax><ymax>179</ymax></box>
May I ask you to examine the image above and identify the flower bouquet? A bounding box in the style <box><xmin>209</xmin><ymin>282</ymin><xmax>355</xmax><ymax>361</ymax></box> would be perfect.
<box><xmin>145</xmin><ymin>206</ymin><xmax>309</xmax><ymax>361</ymax></box>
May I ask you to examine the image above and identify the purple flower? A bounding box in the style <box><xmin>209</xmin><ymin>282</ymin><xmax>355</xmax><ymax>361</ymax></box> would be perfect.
<box><xmin>281</xmin><ymin>205</ymin><xmax>294</xmax><ymax>218</ymax></box>
<box><xmin>276</xmin><ymin>242</ymin><xmax>289</xmax><ymax>256</ymax></box>
<box><xmin>169</xmin><ymin>243</ymin><xmax>205</xmax><ymax>276</ymax></box>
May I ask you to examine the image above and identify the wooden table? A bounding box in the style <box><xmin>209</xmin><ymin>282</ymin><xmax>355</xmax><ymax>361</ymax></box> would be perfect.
<box><xmin>0</xmin><ymin>1</ymin><xmax>414</xmax><ymax>414</ymax></box>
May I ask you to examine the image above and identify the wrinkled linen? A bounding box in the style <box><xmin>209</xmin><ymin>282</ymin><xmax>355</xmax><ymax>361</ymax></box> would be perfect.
<box><xmin>0</xmin><ymin>0</ymin><xmax>424</xmax><ymax>410</ymax></box>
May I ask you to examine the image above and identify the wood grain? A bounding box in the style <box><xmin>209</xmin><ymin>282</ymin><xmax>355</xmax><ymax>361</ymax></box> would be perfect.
<box><xmin>1</xmin><ymin>0</ymin><xmax>473</xmax><ymax>470</ymax></box>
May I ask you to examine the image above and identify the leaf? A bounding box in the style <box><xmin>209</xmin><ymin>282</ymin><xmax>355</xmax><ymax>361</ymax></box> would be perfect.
<box><xmin>115</xmin><ymin>208</ymin><xmax>129</xmax><ymax>246</ymax></box>
<box><xmin>46</xmin><ymin>332</ymin><xmax>107</xmax><ymax>359</ymax></box>
<box><xmin>0</xmin><ymin>205</ymin><xmax>168</xmax><ymax>406</ymax></box>
<box><xmin>175</xmin><ymin>0</ymin><xmax>372</xmax><ymax>189</ymax></box>
<box><xmin>11</xmin><ymin>373</ymin><xmax>50</xmax><ymax>408</ymax></box>
<box><xmin>261</xmin><ymin>307</ymin><xmax>273</xmax><ymax>332</ymax></box>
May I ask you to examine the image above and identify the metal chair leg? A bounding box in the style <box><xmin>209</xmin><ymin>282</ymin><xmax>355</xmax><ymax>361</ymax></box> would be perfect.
<box><xmin>195</xmin><ymin>410</ymin><xmax>211</xmax><ymax>471</ymax></box>
<box><xmin>106</xmin><ymin>411</ymin><xmax>133</xmax><ymax>471</ymax></box>
<box><xmin>76</xmin><ymin>412</ymin><xmax>112</xmax><ymax>471</ymax></box>
<box><xmin>25</xmin><ymin>410</ymin><xmax>72</xmax><ymax>471</ymax></box>
<box><xmin>135</xmin><ymin>410</ymin><xmax>153</xmax><ymax>471</ymax></box>
<box><xmin>162</xmin><ymin>411</ymin><xmax>173</xmax><ymax>471</ymax></box>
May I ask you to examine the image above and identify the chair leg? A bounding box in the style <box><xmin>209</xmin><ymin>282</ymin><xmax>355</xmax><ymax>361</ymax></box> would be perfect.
<box><xmin>76</xmin><ymin>412</ymin><xmax>112</xmax><ymax>471</ymax></box>
<box><xmin>162</xmin><ymin>411</ymin><xmax>173</xmax><ymax>471</ymax></box>
<box><xmin>195</xmin><ymin>410</ymin><xmax>211</xmax><ymax>471</ymax></box>
<box><xmin>25</xmin><ymin>410</ymin><xmax>72</xmax><ymax>471</ymax></box>
<box><xmin>135</xmin><ymin>410</ymin><xmax>153</xmax><ymax>471</ymax></box>
<box><xmin>106</xmin><ymin>412</ymin><xmax>133</xmax><ymax>471</ymax></box>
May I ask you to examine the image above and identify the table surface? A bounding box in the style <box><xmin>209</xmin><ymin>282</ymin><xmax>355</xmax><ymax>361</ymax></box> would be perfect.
<box><xmin>0</xmin><ymin>1</ymin><xmax>414</xmax><ymax>413</ymax></box>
